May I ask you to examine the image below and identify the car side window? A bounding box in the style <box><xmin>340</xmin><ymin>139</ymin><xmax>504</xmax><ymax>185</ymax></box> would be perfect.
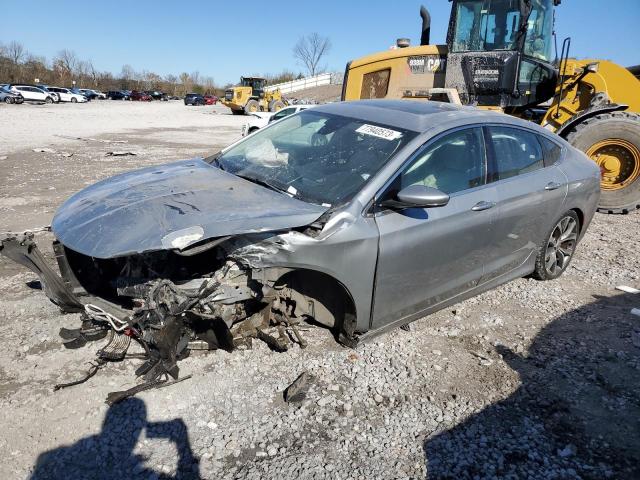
<box><xmin>539</xmin><ymin>136</ymin><xmax>562</xmax><ymax>167</ymax></box>
<box><xmin>488</xmin><ymin>126</ymin><xmax>544</xmax><ymax>180</ymax></box>
<box><xmin>273</xmin><ymin>108</ymin><xmax>294</xmax><ymax>120</ymax></box>
<box><xmin>399</xmin><ymin>127</ymin><xmax>486</xmax><ymax>194</ymax></box>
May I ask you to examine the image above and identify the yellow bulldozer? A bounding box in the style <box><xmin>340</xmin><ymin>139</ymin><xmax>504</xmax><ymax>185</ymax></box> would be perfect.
<box><xmin>222</xmin><ymin>76</ymin><xmax>286</xmax><ymax>115</ymax></box>
<box><xmin>342</xmin><ymin>1</ymin><xmax>640</xmax><ymax>214</ymax></box>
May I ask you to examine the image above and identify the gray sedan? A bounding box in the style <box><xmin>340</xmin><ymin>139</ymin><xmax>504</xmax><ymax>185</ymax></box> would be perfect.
<box><xmin>1</xmin><ymin>100</ymin><xmax>600</xmax><ymax>385</ymax></box>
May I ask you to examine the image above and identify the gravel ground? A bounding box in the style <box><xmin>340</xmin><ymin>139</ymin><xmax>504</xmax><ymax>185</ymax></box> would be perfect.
<box><xmin>0</xmin><ymin>100</ymin><xmax>639</xmax><ymax>480</ymax></box>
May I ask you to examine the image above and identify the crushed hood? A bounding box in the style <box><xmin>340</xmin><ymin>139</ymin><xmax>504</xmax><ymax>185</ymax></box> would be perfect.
<box><xmin>52</xmin><ymin>159</ymin><xmax>327</xmax><ymax>258</ymax></box>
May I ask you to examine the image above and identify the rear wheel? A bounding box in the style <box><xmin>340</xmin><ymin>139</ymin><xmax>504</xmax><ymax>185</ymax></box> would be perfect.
<box><xmin>532</xmin><ymin>211</ymin><xmax>580</xmax><ymax>281</ymax></box>
<box><xmin>4</xmin><ymin>97</ymin><xmax>12</xmax><ymax>104</ymax></box>
<box><xmin>244</xmin><ymin>99</ymin><xmax>259</xmax><ymax>114</ymax></box>
<box><xmin>566</xmin><ymin>112</ymin><xmax>640</xmax><ymax>214</ymax></box>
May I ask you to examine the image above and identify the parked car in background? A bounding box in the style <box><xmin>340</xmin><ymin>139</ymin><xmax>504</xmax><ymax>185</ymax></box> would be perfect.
<box><xmin>0</xmin><ymin>85</ymin><xmax>23</xmax><ymax>104</ymax></box>
<box><xmin>130</xmin><ymin>90</ymin><xmax>152</xmax><ymax>101</ymax></box>
<box><xmin>145</xmin><ymin>90</ymin><xmax>166</xmax><ymax>100</ymax></box>
<box><xmin>204</xmin><ymin>95</ymin><xmax>218</xmax><ymax>105</ymax></box>
<box><xmin>40</xmin><ymin>86</ymin><xmax>61</xmax><ymax>103</ymax></box>
<box><xmin>9</xmin><ymin>85</ymin><xmax>56</xmax><ymax>104</ymax></box>
<box><xmin>241</xmin><ymin>104</ymin><xmax>313</xmax><ymax>136</ymax></box>
<box><xmin>78</xmin><ymin>89</ymin><xmax>106</xmax><ymax>100</ymax></box>
<box><xmin>107</xmin><ymin>90</ymin><xmax>129</xmax><ymax>100</ymax></box>
<box><xmin>47</xmin><ymin>87</ymin><xmax>88</xmax><ymax>103</ymax></box>
<box><xmin>184</xmin><ymin>93</ymin><xmax>205</xmax><ymax>106</ymax></box>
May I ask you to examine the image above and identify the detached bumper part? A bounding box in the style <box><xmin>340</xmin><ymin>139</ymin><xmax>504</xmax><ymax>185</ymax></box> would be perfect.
<box><xmin>0</xmin><ymin>232</ymin><xmax>84</xmax><ymax>313</ymax></box>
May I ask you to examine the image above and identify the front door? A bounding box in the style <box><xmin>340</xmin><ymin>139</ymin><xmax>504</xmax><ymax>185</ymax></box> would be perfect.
<box><xmin>371</xmin><ymin>127</ymin><xmax>497</xmax><ymax>329</ymax></box>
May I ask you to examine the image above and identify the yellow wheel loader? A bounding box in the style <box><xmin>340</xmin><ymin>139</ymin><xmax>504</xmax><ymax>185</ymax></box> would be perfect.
<box><xmin>342</xmin><ymin>1</ymin><xmax>640</xmax><ymax>213</ymax></box>
<box><xmin>222</xmin><ymin>76</ymin><xmax>285</xmax><ymax>115</ymax></box>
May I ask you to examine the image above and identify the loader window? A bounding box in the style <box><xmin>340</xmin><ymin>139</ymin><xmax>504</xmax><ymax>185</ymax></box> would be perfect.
<box><xmin>360</xmin><ymin>69</ymin><xmax>390</xmax><ymax>99</ymax></box>
<box><xmin>452</xmin><ymin>0</ymin><xmax>522</xmax><ymax>52</ymax></box>
<box><xmin>523</xmin><ymin>0</ymin><xmax>554</xmax><ymax>61</ymax></box>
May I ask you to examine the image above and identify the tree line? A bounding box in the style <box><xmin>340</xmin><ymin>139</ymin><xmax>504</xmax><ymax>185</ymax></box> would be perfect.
<box><xmin>0</xmin><ymin>40</ymin><xmax>221</xmax><ymax>95</ymax></box>
<box><xmin>0</xmin><ymin>33</ymin><xmax>331</xmax><ymax>95</ymax></box>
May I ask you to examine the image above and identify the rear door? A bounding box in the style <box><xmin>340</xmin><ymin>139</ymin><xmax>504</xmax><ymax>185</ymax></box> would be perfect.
<box><xmin>482</xmin><ymin>125</ymin><xmax>568</xmax><ymax>280</ymax></box>
<box><xmin>372</xmin><ymin>127</ymin><xmax>497</xmax><ymax>329</ymax></box>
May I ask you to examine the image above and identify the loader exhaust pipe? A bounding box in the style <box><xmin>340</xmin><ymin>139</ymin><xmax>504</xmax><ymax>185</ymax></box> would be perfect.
<box><xmin>420</xmin><ymin>5</ymin><xmax>431</xmax><ymax>45</ymax></box>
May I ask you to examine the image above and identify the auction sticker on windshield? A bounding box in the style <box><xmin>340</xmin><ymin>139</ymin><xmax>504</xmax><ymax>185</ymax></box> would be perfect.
<box><xmin>356</xmin><ymin>124</ymin><xmax>403</xmax><ymax>141</ymax></box>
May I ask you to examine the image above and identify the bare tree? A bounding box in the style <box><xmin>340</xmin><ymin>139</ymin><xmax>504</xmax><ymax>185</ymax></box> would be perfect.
<box><xmin>293</xmin><ymin>33</ymin><xmax>331</xmax><ymax>77</ymax></box>
<box><xmin>179</xmin><ymin>72</ymin><xmax>192</xmax><ymax>96</ymax></box>
<box><xmin>7</xmin><ymin>40</ymin><xmax>26</xmax><ymax>64</ymax></box>
<box><xmin>56</xmin><ymin>49</ymin><xmax>78</xmax><ymax>75</ymax></box>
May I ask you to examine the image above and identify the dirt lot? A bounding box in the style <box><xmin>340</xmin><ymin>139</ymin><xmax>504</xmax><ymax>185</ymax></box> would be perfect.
<box><xmin>1</xmin><ymin>100</ymin><xmax>639</xmax><ymax>480</ymax></box>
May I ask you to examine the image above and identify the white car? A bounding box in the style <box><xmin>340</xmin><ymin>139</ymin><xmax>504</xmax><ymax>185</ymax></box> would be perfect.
<box><xmin>241</xmin><ymin>105</ymin><xmax>315</xmax><ymax>136</ymax></box>
<box><xmin>47</xmin><ymin>87</ymin><xmax>88</xmax><ymax>103</ymax></box>
<box><xmin>10</xmin><ymin>85</ymin><xmax>56</xmax><ymax>103</ymax></box>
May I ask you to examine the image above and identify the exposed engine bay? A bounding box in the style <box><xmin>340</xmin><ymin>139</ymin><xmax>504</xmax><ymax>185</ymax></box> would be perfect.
<box><xmin>0</xmin><ymin>227</ymin><xmax>357</xmax><ymax>403</ymax></box>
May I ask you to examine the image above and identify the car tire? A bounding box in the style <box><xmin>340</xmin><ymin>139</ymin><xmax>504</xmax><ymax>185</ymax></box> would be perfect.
<box><xmin>71</xmin><ymin>97</ymin><xmax>77</xmax><ymax>103</ymax></box>
<box><xmin>45</xmin><ymin>96</ymin><xmax>53</xmax><ymax>104</ymax></box>
<box><xmin>532</xmin><ymin>210</ymin><xmax>580</xmax><ymax>281</ymax></box>
<box><xmin>566</xmin><ymin>112</ymin><xmax>640</xmax><ymax>214</ymax></box>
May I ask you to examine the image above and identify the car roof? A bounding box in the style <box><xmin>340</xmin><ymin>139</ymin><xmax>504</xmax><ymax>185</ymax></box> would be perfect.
<box><xmin>312</xmin><ymin>100</ymin><xmax>537</xmax><ymax>134</ymax></box>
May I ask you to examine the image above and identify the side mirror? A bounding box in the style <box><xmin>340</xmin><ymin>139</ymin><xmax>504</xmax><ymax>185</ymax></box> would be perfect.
<box><xmin>381</xmin><ymin>185</ymin><xmax>450</xmax><ymax>209</ymax></box>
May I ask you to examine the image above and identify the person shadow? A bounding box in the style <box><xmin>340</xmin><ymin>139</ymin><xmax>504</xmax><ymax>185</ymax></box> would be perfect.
<box><xmin>30</xmin><ymin>397</ymin><xmax>201</xmax><ymax>480</ymax></box>
<box><xmin>424</xmin><ymin>291</ymin><xmax>640</xmax><ymax>479</ymax></box>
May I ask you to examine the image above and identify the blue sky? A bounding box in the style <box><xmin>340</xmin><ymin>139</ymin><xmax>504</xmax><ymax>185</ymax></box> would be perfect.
<box><xmin>2</xmin><ymin>0</ymin><xmax>638</xmax><ymax>85</ymax></box>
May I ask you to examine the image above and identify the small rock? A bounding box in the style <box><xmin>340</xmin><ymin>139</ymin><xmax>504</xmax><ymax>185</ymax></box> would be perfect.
<box><xmin>374</xmin><ymin>394</ymin><xmax>384</xmax><ymax>404</ymax></box>
<box><xmin>317</xmin><ymin>396</ymin><xmax>332</xmax><ymax>407</ymax></box>
<box><xmin>284</xmin><ymin>371</ymin><xmax>314</xmax><ymax>403</ymax></box>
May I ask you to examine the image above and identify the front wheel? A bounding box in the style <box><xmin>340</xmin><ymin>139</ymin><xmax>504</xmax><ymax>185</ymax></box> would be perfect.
<box><xmin>244</xmin><ymin>99</ymin><xmax>259</xmax><ymax>114</ymax></box>
<box><xmin>4</xmin><ymin>97</ymin><xmax>12</xmax><ymax>104</ymax></box>
<box><xmin>45</xmin><ymin>96</ymin><xmax>53</xmax><ymax>104</ymax></box>
<box><xmin>532</xmin><ymin>211</ymin><xmax>580</xmax><ymax>281</ymax></box>
<box><xmin>566</xmin><ymin>112</ymin><xmax>640</xmax><ymax>214</ymax></box>
<box><xmin>71</xmin><ymin>97</ymin><xmax>77</xmax><ymax>103</ymax></box>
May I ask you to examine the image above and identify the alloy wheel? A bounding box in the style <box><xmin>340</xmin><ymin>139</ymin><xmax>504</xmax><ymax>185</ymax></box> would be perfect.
<box><xmin>544</xmin><ymin>216</ymin><xmax>578</xmax><ymax>276</ymax></box>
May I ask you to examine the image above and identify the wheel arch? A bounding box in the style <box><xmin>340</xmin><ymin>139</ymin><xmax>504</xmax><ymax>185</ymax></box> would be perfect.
<box><xmin>557</xmin><ymin>104</ymin><xmax>628</xmax><ymax>138</ymax></box>
<box><xmin>272</xmin><ymin>268</ymin><xmax>359</xmax><ymax>347</ymax></box>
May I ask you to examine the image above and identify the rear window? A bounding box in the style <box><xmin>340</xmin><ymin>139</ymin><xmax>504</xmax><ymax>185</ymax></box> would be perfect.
<box><xmin>488</xmin><ymin>126</ymin><xmax>544</xmax><ymax>181</ymax></box>
<box><xmin>539</xmin><ymin>136</ymin><xmax>563</xmax><ymax>167</ymax></box>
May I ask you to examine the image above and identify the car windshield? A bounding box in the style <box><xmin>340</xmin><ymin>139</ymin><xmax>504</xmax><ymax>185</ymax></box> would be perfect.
<box><xmin>212</xmin><ymin>110</ymin><xmax>417</xmax><ymax>206</ymax></box>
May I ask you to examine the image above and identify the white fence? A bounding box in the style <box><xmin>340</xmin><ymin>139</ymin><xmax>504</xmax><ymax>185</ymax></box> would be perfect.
<box><xmin>265</xmin><ymin>72</ymin><xmax>342</xmax><ymax>94</ymax></box>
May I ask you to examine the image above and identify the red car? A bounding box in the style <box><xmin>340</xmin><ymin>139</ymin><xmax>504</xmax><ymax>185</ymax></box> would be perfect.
<box><xmin>204</xmin><ymin>95</ymin><xmax>218</xmax><ymax>105</ymax></box>
<box><xmin>130</xmin><ymin>90</ymin><xmax>152</xmax><ymax>101</ymax></box>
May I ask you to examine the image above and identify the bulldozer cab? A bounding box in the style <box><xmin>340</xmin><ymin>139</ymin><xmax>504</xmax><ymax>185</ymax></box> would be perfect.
<box><xmin>240</xmin><ymin>77</ymin><xmax>266</xmax><ymax>98</ymax></box>
<box><xmin>445</xmin><ymin>0</ymin><xmax>559</xmax><ymax>108</ymax></box>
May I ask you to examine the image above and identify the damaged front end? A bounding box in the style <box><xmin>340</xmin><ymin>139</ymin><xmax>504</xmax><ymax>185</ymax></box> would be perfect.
<box><xmin>1</xmin><ymin>227</ymin><xmax>354</xmax><ymax>400</ymax></box>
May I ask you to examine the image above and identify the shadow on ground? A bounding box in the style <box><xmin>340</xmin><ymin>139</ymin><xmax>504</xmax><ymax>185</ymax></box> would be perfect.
<box><xmin>30</xmin><ymin>397</ymin><xmax>201</xmax><ymax>479</ymax></box>
<box><xmin>424</xmin><ymin>292</ymin><xmax>640</xmax><ymax>479</ymax></box>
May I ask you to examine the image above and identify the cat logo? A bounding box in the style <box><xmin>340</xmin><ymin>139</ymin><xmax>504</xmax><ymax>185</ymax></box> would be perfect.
<box><xmin>407</xmin><ymin>55</ymin><xmax>447</xmax><ymax>74</ymax></box>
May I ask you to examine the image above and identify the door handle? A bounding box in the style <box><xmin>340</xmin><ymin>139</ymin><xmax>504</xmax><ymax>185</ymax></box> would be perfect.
<box><xmin>545</xmin><ymin>182</ymin><xmax>562</xmax><ymax>191</ymax></box>
<box><xmin>471</xmin><ymin>201</ymin><xmax>496</xmax><ymax>211</ymax></box>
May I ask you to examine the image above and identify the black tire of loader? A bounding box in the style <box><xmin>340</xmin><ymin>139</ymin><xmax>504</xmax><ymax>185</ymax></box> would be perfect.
<box><xmin>565</xmin><ymin>111</ymin><xmax>640</xmax><ymax>214</ymax></box>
